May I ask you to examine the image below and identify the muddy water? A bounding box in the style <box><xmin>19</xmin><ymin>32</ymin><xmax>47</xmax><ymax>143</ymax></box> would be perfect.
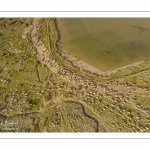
<box><xmin>58</xmin><ymin>18</ymin><xmax>150</xmax><ymax>71</ymax></box>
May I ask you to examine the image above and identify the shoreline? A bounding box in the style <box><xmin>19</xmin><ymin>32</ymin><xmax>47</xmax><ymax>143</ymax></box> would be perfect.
<box><xmin>55</xmin><ymin>18</ymin><xmax>149</xmax><ymax>76</ymax></box>
<box><xmin>27</xmin><ymin>18</ymin><xmax>150</xmax><ymax>132</ymax></box>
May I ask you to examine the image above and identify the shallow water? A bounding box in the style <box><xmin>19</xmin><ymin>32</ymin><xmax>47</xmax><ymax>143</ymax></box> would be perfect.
<box><xmin>58</xmin><ymin>18</ymin><xmax>150</xmax><ymax>71</ymax></box>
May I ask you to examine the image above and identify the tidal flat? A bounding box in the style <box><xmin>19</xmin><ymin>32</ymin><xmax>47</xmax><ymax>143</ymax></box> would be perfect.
<box><xmin>58</xmin><ymin>18</ymin><xmax>150</xmax><ymax>71</ymax></box>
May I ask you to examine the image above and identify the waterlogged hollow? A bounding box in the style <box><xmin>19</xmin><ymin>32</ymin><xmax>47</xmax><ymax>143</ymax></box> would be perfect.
<box><xmin>58</xmin><ymin>18</ymin><xmax>150</xmax><ymax>71</ymax></box>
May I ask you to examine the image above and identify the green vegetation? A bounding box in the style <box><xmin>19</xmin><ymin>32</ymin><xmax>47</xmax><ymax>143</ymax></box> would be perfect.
<box><xmin>0</xmin><ymin>18</ymin><xmax>149</xmax><ymax>132</ymax></box>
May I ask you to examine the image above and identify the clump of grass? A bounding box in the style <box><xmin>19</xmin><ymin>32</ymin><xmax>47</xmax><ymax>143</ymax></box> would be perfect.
<box><xmin>0</xmin><ymin>32</ymin><xmax>3</xmax><ymax>36</ymax></box>
<box><xmin>29</xmin><ymin>98</ymin><xmax>41</xmax><ymax>110</ymax></box>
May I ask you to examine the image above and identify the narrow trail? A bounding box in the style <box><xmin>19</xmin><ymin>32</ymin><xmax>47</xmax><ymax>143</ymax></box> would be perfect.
<box><xmin>35</xmin><ymin>65</ymin><xmax>42</xmax><ymax>83</ymax></box>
